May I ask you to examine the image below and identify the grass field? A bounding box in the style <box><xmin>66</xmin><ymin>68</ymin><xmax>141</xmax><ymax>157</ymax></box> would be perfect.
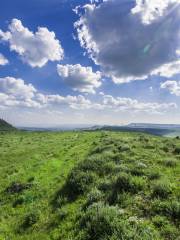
<box><xmin>0</xmin><ymin>131</ymin><xmax>179</xmax><ymax>239</ymax></box>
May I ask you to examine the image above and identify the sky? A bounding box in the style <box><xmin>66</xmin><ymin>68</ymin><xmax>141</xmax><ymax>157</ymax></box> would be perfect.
<box><xmin>0</xmin><ymin>0</ymin><xmax>180</xmax><ymax>127</ymax></box>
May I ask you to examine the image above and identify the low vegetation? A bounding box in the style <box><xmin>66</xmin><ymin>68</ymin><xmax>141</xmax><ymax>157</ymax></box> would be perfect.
<box><xmin>0</xmin><ymin>119</ymin><xmax>15</xmax><ymax>131</ymax></box>
<box><xmin>0</xmin><ymin>131</ymin><xmax>179</xmax><ymax>239</ymax></box>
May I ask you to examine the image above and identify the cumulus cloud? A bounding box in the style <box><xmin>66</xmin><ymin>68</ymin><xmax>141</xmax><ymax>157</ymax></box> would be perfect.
<box><xmin>40</xmin><ymin>94</ymin><xmax>92</xmax><ymax>109</ymax></box>
<box><xmin>57</xmin><ymin>64</ymin><xmax>101</xmax><ymax>93</ymax></box>
<box><xmin>0</xmin><ymin>53</ymin><xmax>8</xmax><ymax>66</ymax></box>
<box><xmin>0</xmin><ymin>19</ymin><xmax>64</xmax><ymax>67</ymax></box>
<box><xmin>151</xmin><ymin>60</ymin><xmax>180</xmax><ymax>78</ymax></box>
<box><xmin>0</xmin><ymin>76</ymin><xmax>177</xmax><ymax>114</ymax></box>
<box><xmin>75</xmin><ymin>0</ymin><xmax>180</xmax><ymax>83</ymax></box>
<box><xmin>0</xmin><ymin>77</ymin><xmax>36</xmax><ymax>99</ymax></box>
<box><xmin>161</xmin><ymin>80</ymin><xmax>180</xmax><ymax>96</ymax></box>
<box><xmin>0</xmin><ymin>76</ymin><xmax>92</xmax><ymax>109</ymax></box>
<box><xmin>102</xmin><ymin>94</ymin><xmax>177</xmax><ymax>113</ymax></box>
<box><xmin>131</xmin><ymin>0</ymin><xmax>179</xmax><ymax>25</ymax></box>
<box><xmin>0</xmin><ymin>77</ymin><xmax>40</xmax><ymax>108</ymax></box>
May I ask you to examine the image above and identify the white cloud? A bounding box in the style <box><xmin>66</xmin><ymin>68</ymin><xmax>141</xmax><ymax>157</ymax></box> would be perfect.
<box><xmin>0</xmin><ymin>93</ymin><xmax>41</xmax><ymax>108</ymax></box>
<box><xmin>43</xmin><ymin>94</ymin><xmax>92</xmax><ymax>109</ymax></box>
<box><xmin>102</xmin><ymin>94</ymin><xmax>177</xmax><ymax>113</ymax></box>
<box><xmin>131</xmin><ymin>0</ymin><xmax>179</xmax><ymax>25</ymax></box>
<box><xmin>112</xmin><ymin>75</ymin><xmax>147</xmax><ymax>84</ymax></box>
<box><xmin>0</xmin><ymin>53</ymin><xmax>8</xmax><ymax>66</ymax></box>
<box><xmin>0</xmin><ymin>76</ymin><xmax>177</xmax><ymax>115</ymax></box>
<box><xmin>75</xmin><ymin>0</ymin><xmax>180</xmax><ymax>83</ymax></box>
<box><xmin>57</xmin><ymin>64</ymin><xmax>101</xmax><ymax>93</ymax></box>
<box><xmin>0</xmin><ymin>77</ymin><xmax>36</xmax><ymax>99</ymax></box>
<box><xmin>161</xmin><ymin>80</ymin><xmax>180</xmax><ymax>96</ymax></box>
<box><xmin>0</xmin><ymin>77</ymin><xmax>40</xmax><ymax>108</ymax></box>
<box><xmin>0</xmin><ymin>19</ymin><xmax>64</xmax><ymax>67</ymax></box>
<box><xmin>151</xmin><ymin>60</ymin><xmax>180</xmax><ymax>78</ymax></box>
<box><xmin>0</xmin><ymin>76</ymin><xmax>92</xmax><ymax>110</ymax></box>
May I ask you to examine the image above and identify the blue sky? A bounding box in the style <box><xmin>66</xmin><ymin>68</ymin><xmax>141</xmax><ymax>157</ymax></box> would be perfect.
<box><xmin>0</xmin><ymin>0</ymin><xmax>180</xmax><ymax>127</ymax></box>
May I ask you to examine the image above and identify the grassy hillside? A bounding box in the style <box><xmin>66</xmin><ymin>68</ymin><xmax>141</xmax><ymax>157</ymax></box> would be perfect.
<box><xmin>0</xmin><ymin>119</ymin><xmax>15</xmax><ymax>131</ymax></box>
<box><xmin>0</xmin><ymin>131</ymin><xmax>179</xmax><ymax>239</ymax></box>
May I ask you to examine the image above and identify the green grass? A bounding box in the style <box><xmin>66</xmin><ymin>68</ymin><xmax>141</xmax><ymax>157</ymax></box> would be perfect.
<box><xmin>0</xmin><ymin>131</ymin><xmax>100</xmax><ymax>239</ymax></box>
<box><xmin>0</xmin><ymin>131</ymin><xmax>179</xmax><ymax>239</ymax></box>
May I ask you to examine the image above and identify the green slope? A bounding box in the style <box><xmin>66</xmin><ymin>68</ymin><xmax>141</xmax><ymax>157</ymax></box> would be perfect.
<box><xmin>0</xmin><ymin>119</ymin><xmax>15</xmax><ymax>131</ymax></box>
<box><xmin>0</xmin><ymin>131</ymin><xmax>179</xmax><ymax>239</ymax></box>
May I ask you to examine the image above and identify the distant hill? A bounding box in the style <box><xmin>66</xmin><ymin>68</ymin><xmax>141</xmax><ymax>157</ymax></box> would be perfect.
<box><xmin>127</xmin><ymin>123</ymin><xmax>180</xmax><ymax>129</ymax></box>
<box><xmin>0</xmin><ymin>119</ymin><xmax>15</xmax><ymax>131</ymax></box>
<box><xmin>88</xmin><ymin>123</ymin><xmax>180</xmax><ymax>136</ymax></box>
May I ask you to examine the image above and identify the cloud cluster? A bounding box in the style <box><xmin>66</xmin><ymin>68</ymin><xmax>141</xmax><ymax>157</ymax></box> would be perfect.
<box><xmin>161</xmin><ymin>80</ymin><xmax>180</xmax><ymax>96</ymax></box>
<box><xmin>75</xmin><ymin>0</ymin><xmax>180</xmax><ymax>83</ymax></box>
<box><xmin>131</xmin><ymin>0</ymin><xmax>179</xmax><ymax>25</ymax></box>
<box><xmin>0</xmin><ymin>76</ymin><xmax>177</xmax><ymax>114</ymax></box>
<box><xmin>57</xmin><ymin>64</ymin><xmax>101</xmax><ymax>93</ymax></box>
<box><xmin>0</xmin><ymin>77</ymin><xmax>40</xmax><ymax>108</ymax></box>
<box><xmin>0</xmin><ymin>77</ymin><xmax>36</xmax><ymax>99</ymax></box>
<box><xmin>0</xmin><ymin>53</ymin><xmax>8</xmax><ymax>66</ymax></box>
<box><xmin>0</xmin><ymin>76</ymin><xmax>91</xmax><ymax>109</ymax></box>
<box><xmin>102</xmin><ymin>94</ymin><xmax>177</xmax><ymax>113</ymax></box>
<box><xmin>0</xmin><ymin>19</ymin><xmax>64</xmax><ymax>67</ymax></box>
<box><xmin>151</xmin><ymin>60</ymin><xmax>180</xmax><ymax>78</ymax></box>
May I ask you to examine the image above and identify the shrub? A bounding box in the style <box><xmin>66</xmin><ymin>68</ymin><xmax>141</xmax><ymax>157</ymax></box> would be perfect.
<box><xmin>79</xmin><ymin>203</ymin><xmax>121</xmax><ymax>240</ymax></box>
<box><xmin>152</xmin><ymin>215</ymin><xmax>169</xmax><ymax>228</ymax></box>
<box><xmin>85</xmin><ymin>188</ymin><xmax>104</xmax><ymax>207</ymax></box>
<box><xmin>13</xmin><ymin>196</ymin><xmax>24</xmax><ymax>207</ymax></box>
<box><xmin>147</xmin><ymin>170</ymin><xmax>161</xmax><ymax>180</ymax></box>
<box><xmin>130</xmin><ymin>176</ymin><xmax>145</xmax><ymax>193</ymax></box>
<box><xmin>145</xmin><ymin>144</ymin><xmax>155</xmax><ymax>149</ymax></box>
<box><xmin>115</xmin><ymin>173</ymin><xmax>144</xmax><ymax>194</ymax></box>
<box><xmin>118</xmin><ymin>144</ymin><xmax>130</xmax><ymax>152</ymax></box>
<box><xmin>6</xmin><ymin>182</ymin><xmax>32</xmax><ymax>194</ymax></box>
<box><xmin>57</xmin><ymin>208</ymin><xmax>68</xmax><ymax>221</ymax></box>
<box><xmin>78</xmin><ymin>203</ymin><xmax>160</xmax><ymax>240</ymax></box>
<box><xmin>138</xmin><ymin>135</ymin><xmax>149</xmax><ymax>142</ymax></box>
<box><xmin>98</xmin><ymin>179</ymin><xmax>113</xmax><ymax>192</ymax></box>
<box><xmin>161</xmin><ymin>224</ymin><xmax>179</xmax><ymax>240</ymax></box>
<box><xmin>152</xmin><ymin>216</ymin><xmax>179</xmax><ymax>239</ymax></box>
<box><xmin>137</xmin><ymin>162</ymin><xmax>147</xmax><ymax>169</ymax></box>
<box><xmin>101</xmin><ymin>151</ymin><xmax>121</xmax><ymax>163</ymax></box>
<box><xmin>22</xmin><ymin>211</ymin><xmax>39</xmax><ymax>229</ymax></box>
<box><xmin>152</xmin><ymin>181</ymin><xmax>172</xmax><ymax>199</ymax></box>
<box><xmin>108</xmin><ymin>174</ymin><xmax>145</xmax><ymax>204</ymax></box>
<box><xmin>115</xmin><ymin>192</ymin><xmax>132</xmax><ymax>208</ymax></box>
<box><xmin>168</xmin><ymin>200</ymin><xmax>180</xmax><ymax>220</ymax></box>
<box><xmin>56</xmin><ymin>196</ymin><xmax>67</xmax><ymax>208</ymax></box>
<box><xmin>80</xmin><ymin>156</ymin><xmax>117</xmax><ymax>177</ymax></box>
<box><xmin>79</xmin><ymin>156</ymin><xmax>105</xmax><ymax>173</ymax></box>
<box><xmin>164</xmin><ymin>159</ymin><xmax>177</xmax><ymax>167</ymax></box>
<box><xmin>162</xmin><ymin>146</ymin><xmax>169</xmax><ymax>152</ymax></box>
<box><xmin>174</xmin><ymin>147</ymin><xmax>180</xmax><ymax>154</ymax></box>
<box><xmin>102</xmin><ymin>162</ymin><xmax>116</xmax><ymax>175</ymax></box>
<box><xmin>91</xmin><ymin>145</ymin><xmax>108</xmax><ymax>154</ymax></box>
<box><xmin>151</xmin><ymin>200</ymin><xmax>180</xmax><ymax>220</ymax></box>
<box><xmin>65</xmin><ymin>169</ymin><xmax>95</xmax><ymax>198</ymax></box>
<box><xmin>114</xmin><ymin>164</ymin><xmax>129</xmax><ymax>173</ymax></box>
<box><xmin>130</xmin><ymin>165</ymin><xmax>145</xmax><ymax>176</ymax></box>
<box><xmin>111</xmin><ymin>153</ymin><xmax>121</xmax><ymax>163</ymax></box>
<box><xmin>27</xmin><ymin>176</ymin><xmax>35</xmax><ymax>182</ymax></box>
<box><xmin>114</xmin><ymin>173</ymin><xmax>132</xmax><ymax>192</ymax></box>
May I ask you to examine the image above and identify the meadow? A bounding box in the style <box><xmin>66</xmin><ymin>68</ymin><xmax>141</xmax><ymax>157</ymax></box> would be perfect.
<box><xmin>0</xmin><ymin>131</ymin><xmax>179</xmax><ymax>239</ymax></box>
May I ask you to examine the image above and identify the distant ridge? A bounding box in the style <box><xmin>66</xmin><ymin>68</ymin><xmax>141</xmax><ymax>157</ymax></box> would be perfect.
<box><xmin>127</xmin><ymin>123</ymin><xmax>180</xmax><ymax>129</ymax></box>
<box><xmin>87</xmin><ymin>123</ymin><xmax>180</xmax><ymax>136</ymax></box>
<box><xmin>0</xmin><ymin>119</ymin><xmax>16</xmax><ymax>131</ymax></box>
